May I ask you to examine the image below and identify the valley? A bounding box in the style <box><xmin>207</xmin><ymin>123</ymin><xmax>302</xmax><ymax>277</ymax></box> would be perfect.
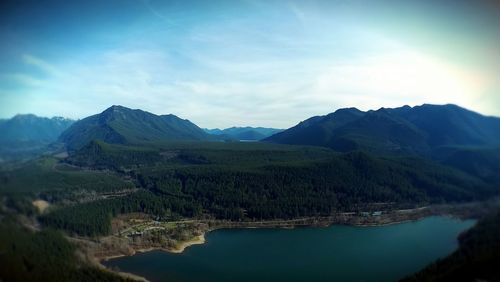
<box><xmin>1</xmin><ymin>104</ymin><xmax>500</xmax><ymax>282</ymax></box>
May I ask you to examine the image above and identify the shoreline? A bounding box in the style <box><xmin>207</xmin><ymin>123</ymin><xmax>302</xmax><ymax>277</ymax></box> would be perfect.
<box><xmin>98</xmin><ymin>234</ymin><xmax>207</xmax><ymax>262</ymax></box>
<box><xmin>93</xmin><ymin>203</ymin><xmax>487</xmax><ymax>281</ymax></box>
<box><xmin>169</xmin><ymin>234</ymin><xmax>206</xmax><ymax>253</ymax></box>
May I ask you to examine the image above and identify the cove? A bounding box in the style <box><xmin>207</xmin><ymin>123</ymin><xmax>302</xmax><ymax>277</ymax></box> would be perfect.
<box><xmin>103</xmin><ymin>216</ymin><xmax>475</xmax><ymax>282</ymax></box>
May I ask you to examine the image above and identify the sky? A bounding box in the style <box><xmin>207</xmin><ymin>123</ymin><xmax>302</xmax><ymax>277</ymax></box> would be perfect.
<box><xmin>0</xmin><ymin>0</ymin><xmax>499</xmax><ymax>128</ymax></box>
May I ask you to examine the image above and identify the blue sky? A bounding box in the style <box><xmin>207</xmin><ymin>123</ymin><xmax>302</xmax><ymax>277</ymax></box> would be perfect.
<box><xmin>0</xmin><ymin>0</ymin><xmax>499</xmax><ymax>128</ymax></box>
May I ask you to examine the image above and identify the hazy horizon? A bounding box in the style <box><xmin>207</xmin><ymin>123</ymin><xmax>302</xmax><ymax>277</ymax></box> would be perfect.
<box><xmin>4</xmin><ymin>102</ymin><xmax>500</xmax><ymax>130</ymax></box>
<box><xmin>1</xmin><ymin>0</ymin><xmax>499</xmax><ymax>128</ymax></box>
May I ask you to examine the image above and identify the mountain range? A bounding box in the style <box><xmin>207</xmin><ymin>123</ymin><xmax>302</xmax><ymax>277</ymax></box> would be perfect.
<box><xmin>2</xmin><ymin>104</ymin><xmax>499</xmax><ymax>161</ymax></box>
<box><xmin>0</xmin><ymin>114</ymin><xmax>74</xmax><ymax>162</ymax></box>
<box><xmin>204</xmin><ymin>127</ymin><xmax>283</xmax><ymax>141</ymax></box>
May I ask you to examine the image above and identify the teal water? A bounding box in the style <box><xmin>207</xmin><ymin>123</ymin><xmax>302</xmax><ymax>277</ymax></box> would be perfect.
<box><xmin>104</xmin><ymin>217</ymin><xmax>475</xmax><ymax>282</ymax></box>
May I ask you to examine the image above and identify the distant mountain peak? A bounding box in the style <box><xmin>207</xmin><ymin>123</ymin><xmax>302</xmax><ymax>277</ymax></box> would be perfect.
<box><xmin>13</xmin><ymin>113</ymin><xmax>37</xmax><ymax>118</ymax></box>
<box><xmin>108</xmin><ymin>104</ymin><xmax>127</xmax><ymax>110</ymax></box>
<box><xmin>101</xmin><ymin>105</ymin><xmax>133</xmax><ymax>115</ymax></box>
<box><xmin>204</xmin><ymin>126</ymin><xmax>283</xmax><ymax>141</ymax></box>
<box><xmin>9</xmin><ymin>114</ymin><xmax>73</xmax><ymax>123</ymax></box>
<box><xmin>333</xmin><ymin>107</ymin><xmax>362</xmax><ymax>114</ymax></box>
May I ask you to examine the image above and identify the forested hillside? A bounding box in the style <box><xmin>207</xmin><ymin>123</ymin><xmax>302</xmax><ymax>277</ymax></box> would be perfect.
<box><xmin>30</xmin><ymin>141</ymin><xmax>496</xmax><ymax>237</ymax></box>
<box><xmin>0</xmin><ymin>218</ymin><xmax>132</xmax><ymax>282</ymax></box>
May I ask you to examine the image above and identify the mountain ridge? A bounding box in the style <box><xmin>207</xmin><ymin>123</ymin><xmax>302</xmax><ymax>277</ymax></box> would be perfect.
<box><xmin>265</xmin><ymin>104</ymin><xmax>500</xmax><ymax>155</ymax></box>
<box><xmin>0</xmin><ymin>114</ymin><xmax>74</xmax><ymax>162</ymax></box>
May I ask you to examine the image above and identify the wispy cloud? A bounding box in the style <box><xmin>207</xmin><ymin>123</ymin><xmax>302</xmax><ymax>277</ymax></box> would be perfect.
<box><xmin>22</xmin><ymin>54</ymin><xmax>63</xmax><ymax>77</ymax></box>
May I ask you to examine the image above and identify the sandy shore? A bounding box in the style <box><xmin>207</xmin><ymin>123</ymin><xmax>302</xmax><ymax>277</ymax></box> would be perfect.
<box><xmin>32</xmin><ymin>199</ymin><xmax>50</xmax><ymax>213</ymax></box>
<box><xmin>99</xmin><ymin>233</ymin><xmax>207</xmax><ymax>261</ymax></box>
<box><xmin>170</xmin><ymin>234</ymin><xmax>206</xmax><ymax>253</ymax></box>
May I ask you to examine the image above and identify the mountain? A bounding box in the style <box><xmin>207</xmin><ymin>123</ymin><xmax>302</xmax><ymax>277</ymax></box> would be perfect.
<box><xmin>59</xmin><ymin>105</ymin><xmax>211</xmax><ymax>150</ymax></box>
<box><xmin>204</xmin><ymin>127</ymin><xmax>283</xmax><ymax>140</ymax></box>
<box><xmin>0</xmin><ymin>114</ymin><xmax>74</xmax><ymax>145</ymax></box>
<box><xmin>388</xmin><ymin>104</ymin><xmax>500</xmax><ymax>148</ymax></box>
<box><xmin>265</xmin><ymin>104</ymin><xmax>500</xmax><ymax>155</ymax></box>
<box><xmin>204</xmin><ymin>128</ymin><xmax>224</xmax><ymax>135</ymax></box>
<box><xmin>0</xmin><ymin>114</ymin><xmax>74</xmax><ymax>162</ymax></box>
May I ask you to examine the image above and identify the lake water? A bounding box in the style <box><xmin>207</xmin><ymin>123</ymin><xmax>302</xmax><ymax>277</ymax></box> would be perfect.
<box><xmin>104</xmin><ymin>216</ymin><xmax>475</xmax><ymax>282</ymax></box>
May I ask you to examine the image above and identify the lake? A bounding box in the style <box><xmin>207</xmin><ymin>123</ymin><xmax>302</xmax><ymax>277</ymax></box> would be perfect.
<box><xmin>104</xmin><ymin>216</ymin><xmax>475</xmax><ymax>282</ymax></box>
